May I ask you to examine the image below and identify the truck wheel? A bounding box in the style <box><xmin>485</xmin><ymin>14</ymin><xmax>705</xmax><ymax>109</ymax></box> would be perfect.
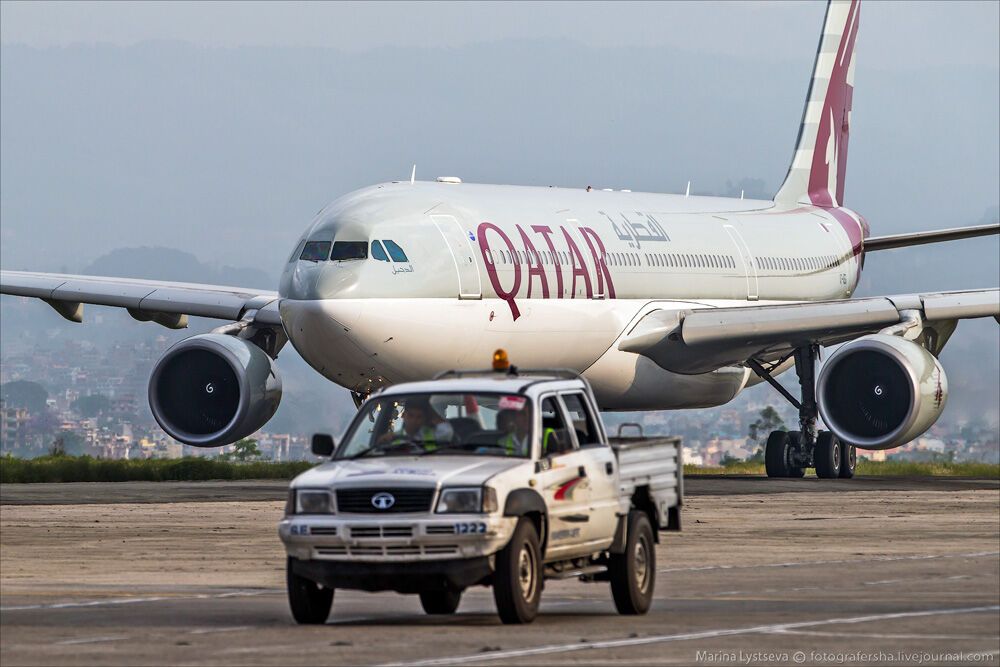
<box><xmin>492</xmin><ymin>517</ymin><xmax>542</xmax><ymax>624</ymax></box>
<box><xmin>286</xmin><ymin>558</ymin><xmax>333</xmax><ymax>624</ymax></box>
<box><xmin>609</xmin><ymin>511</ymin><xmax>655</xmax><ymax>615</ymax></box>
<box><xmin>419</xmin><ymin>589</ymin><xmax>462</xmax><ymax>615</ymax></box>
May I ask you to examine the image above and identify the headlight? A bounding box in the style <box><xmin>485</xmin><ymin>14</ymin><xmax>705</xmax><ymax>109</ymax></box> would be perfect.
<box><xmin>295</xmin><ymin>489</ymin><xmax>334</xmax><ymax>514</ymax></box>
<box><xmin>436</xmin><ymin>487</ymin><xmax>496</xmax><ymax>514</ymax></box>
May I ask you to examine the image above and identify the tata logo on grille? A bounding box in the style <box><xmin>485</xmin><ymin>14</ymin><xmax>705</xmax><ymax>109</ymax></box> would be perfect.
<box><xmin>371</xmin><ymin>492</ymin><xmax>395</xmax><ymax>510</ymax></box>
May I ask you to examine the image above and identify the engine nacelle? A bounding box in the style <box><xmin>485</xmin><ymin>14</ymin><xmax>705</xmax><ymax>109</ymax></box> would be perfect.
<box><xmin>148</xmin><ymin>334</ymin><xmax>282</xmax><ymax>447</ymax></box>
<box><xmin>817</xmin><ymin>334</ymin><xmax>947</xmax><ymax>450</ymax></box>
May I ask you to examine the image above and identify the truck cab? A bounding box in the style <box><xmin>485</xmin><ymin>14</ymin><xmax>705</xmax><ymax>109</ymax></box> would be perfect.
<box><xmin>279</xmin><ymin>352</ymin><xmax>683</xmax><ymax>624</ymax></box>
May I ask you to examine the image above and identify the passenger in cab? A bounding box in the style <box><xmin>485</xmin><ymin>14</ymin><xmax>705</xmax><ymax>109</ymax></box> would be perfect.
<box><xmin>497</xmin><ymin>407</ymin><xmax>533</xmax><ymax>456</ymax></box>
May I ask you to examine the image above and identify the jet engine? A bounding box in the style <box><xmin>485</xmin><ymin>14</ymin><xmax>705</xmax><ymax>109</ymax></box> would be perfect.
<box><xmin>148</xmin><ymin>334</ymin><xmax>282</xmax><ymax>447</ymax></box>
<box><xmin>817</xmin><ymin>334</ymin><xmax>947</xmax><ymax>450</ymax></box>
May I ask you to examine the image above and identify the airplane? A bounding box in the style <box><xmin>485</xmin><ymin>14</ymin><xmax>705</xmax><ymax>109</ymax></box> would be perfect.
<box><xmin>2</xmin><ymin>0</ymin><xmax>997</xmax><ymax>479</ymax></box>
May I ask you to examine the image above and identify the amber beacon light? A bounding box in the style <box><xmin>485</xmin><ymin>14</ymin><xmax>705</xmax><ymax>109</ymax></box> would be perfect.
<box><xmin>492</xmin><ymin>349</ymin><xmax>510</xmax><ymax>372</ymax></box>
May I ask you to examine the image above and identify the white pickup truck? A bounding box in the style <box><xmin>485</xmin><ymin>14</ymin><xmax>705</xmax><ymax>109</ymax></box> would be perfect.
<box><xmin>279</xmin><ymin>359</ymin><xmax>682</xmax><ymax>624</ymax></box>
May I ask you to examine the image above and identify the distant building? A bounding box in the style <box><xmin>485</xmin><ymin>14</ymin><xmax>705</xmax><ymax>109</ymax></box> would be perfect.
<box><xmin>1</xmin><ymin>401</ymin><xmax>30</xmax><ymax>449</ymax></box>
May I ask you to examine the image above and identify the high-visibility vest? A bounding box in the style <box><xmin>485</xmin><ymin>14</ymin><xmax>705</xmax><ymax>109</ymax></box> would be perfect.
<box><xmin>498</xmin><ymin>433</ymin><xmax>523</xmax><ymax>456</ymax></box>
<box><xmin>541</xmin><ymin>427</ymin><xmax>556</xmax><ymax>454</ymax></box>
<box><xmin>498</xmin><ymin>428</ymin><xmax>556</xmax><ymax>456</ymax></box>
<box><xmin>394</xmin><ymin>426</ymin><xmax>437</xmax><ymax>451</ymax></box>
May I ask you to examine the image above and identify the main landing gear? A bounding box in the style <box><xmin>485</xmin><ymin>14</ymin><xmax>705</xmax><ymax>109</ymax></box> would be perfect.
<box><xmin>748</xmin><ymin>345</ymin><xmax>856</xmax><ymax>480</ymax></box>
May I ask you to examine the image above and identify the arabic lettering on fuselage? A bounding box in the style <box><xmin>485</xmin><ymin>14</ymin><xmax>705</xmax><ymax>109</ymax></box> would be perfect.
<box><xmin>604</xmin><ymin>211</ymin><xmax>671</xmax><ymax>249</ymax></box>
<box><xmin>391</xmin><ymin>263</ymin><xmax>414</xmax><ymax>275</ymax></box>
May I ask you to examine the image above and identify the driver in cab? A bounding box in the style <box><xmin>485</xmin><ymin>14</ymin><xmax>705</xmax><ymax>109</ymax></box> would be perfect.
<box><xmin>379</xmin><ymin>398</ymin><xmax>452</xmax><ymax>452</ymax></box>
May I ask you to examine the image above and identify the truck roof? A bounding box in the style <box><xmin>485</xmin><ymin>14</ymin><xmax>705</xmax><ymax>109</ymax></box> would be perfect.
<box><xmin>377</xmin><ymin>372</ymin><xmax>586</xmax><ymax>397</ymax></box>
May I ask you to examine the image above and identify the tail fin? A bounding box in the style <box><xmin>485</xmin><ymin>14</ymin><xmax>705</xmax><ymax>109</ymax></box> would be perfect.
<box><xmin>775</xmin><ymin>0</ymin><xmax>860</xmax><ymax>208</ymax></box>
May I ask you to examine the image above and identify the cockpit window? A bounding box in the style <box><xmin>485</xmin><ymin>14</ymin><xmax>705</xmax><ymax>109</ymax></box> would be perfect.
<box><xmin>287</xmin><ymin>239</ymin><xmax>306</xmax><ymax>263</ymax></box>
<box><xmin>383</xmin><ymin>240</ymin><xmax>409</xmax><ymax>263</ymax></box>
<box><xmin>371</xmin><ymin>241</ymin><xmax>389</xmax><ymax>262</ymax></box>
<box><xmin>299</xmin><ymin>241</ymin><xmax>331</xmax><ymax>262</ymax></box>
<box><xmin>330</xmin><ymin>241</ymin><xmax>368</xmax><ymax>261</ymax></box>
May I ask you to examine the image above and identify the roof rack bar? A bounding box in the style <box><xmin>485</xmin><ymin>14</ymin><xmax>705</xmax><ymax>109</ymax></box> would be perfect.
<box><xmin>432</xmin><ymin>368</ymin><xmax>582</xmax><ymax>381</ymax></box>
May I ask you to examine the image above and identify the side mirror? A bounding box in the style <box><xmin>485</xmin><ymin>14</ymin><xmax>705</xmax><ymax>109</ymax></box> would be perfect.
<box><xmin>311</xmin><ymin>433</ymin><xmax>335</xmax><ymax>457</ymax></box>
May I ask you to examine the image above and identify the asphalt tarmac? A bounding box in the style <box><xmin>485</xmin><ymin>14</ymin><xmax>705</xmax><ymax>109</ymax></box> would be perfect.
<box><xmin>1</xmin><ymin>477</ymin><xmax>998</xmax><ymax>666</ymax></box>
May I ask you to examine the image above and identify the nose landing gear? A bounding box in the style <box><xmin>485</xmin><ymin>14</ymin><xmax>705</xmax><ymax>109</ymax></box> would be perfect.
<box><xmin>749</xmin><ymin>345</ymin><xmax>857</xmax><ymax>479</ymax></box>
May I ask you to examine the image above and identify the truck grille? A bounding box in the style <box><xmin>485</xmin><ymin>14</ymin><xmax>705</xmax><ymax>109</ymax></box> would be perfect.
<box><xmin>349</xmin><ymin>525</ymin><xmax>414</xmax><ymax>539</ymax></box>
<box><xmin>314</xmin><ymin>544</ymin><xmax>459</xmax><ymax>559</ymax></box>
<box><xmin>336</xmin><ymin>488</ymin><xmax>435</xmax><ymax>514</ymax></box>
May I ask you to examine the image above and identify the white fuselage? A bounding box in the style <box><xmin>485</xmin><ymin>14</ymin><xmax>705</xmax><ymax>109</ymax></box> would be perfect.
<box><xmin>278</xmin><ymin>181</ymin><xmax>868</xmax><ymax>410</ymax></box>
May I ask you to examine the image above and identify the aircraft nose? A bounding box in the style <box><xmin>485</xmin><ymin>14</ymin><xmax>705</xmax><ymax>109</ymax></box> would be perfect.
<box><xmin>279</xmin><ymin>260</ymin><xmax>360</xmax><ymax>300</ymax></box>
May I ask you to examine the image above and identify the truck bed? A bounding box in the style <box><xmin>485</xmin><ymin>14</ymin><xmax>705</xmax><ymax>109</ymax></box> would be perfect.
<box><xmin>609</xmin><ymin>434</ymin><xmax>683</xmax><ymax>531</ymax></box>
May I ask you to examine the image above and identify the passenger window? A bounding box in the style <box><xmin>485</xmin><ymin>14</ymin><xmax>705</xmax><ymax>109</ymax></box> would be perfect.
<box><xmin>383</xmin><ymin>240</ymin><xmax>409</xmax><ymax>262</ymax></box>
<box><xmin>540</xmin><ymin>397</ymin><xmax>575</xmax><ymax>456</ymax></box>
<box><xmin>300</xmin><ymin>241</ymin><xmax>332</xmax><ymax>262</ymax></box>
<box><xmin>330</xmin><ymin>241</ymin><xmax>368</xmax><ymax>261</ymax></box>
<box><xmin>561</xmin><ymin>393</ymin><xmax>601</xmax><ymax>447</ymax></box>
<box><xmin>371</xmin><ymin>241</ymin><xmax>389</xmax><ymax>262</ymax></box>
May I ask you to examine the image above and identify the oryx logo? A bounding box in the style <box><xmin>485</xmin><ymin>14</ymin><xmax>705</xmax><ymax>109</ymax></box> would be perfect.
<box><xmin>371</xmin><ymin>492</ymin><xmax>395</xmax><ymax>510</ymax></box>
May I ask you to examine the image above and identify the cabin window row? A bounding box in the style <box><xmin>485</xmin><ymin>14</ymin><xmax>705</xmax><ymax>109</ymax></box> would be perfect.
<box><xmin>486</xmin><ymin>248</ymin><xmax>736</xmax><ymax>271</ymax></box>
<box><xmin>754</xmin><ymin>254</ymin><xmax>837</xmax><ymax>272</ymax></box>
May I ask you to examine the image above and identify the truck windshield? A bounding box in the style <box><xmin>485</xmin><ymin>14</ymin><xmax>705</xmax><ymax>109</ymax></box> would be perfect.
<box><xmin>336</xmin><ymin>392</ymin><xmax>533</xmax><ymax>459</ymax></box>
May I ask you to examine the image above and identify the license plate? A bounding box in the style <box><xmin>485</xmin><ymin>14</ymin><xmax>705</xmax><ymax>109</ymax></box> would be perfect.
<box><xmin>455</xmin><ymin>522</ymin><xmax>487</xmax><ymax>535</ymax></box>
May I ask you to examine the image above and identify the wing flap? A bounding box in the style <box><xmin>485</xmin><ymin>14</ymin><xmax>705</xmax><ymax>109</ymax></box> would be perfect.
<box><xmin>619</xmin><ymin>288</ymin><xmax>999</xmax><ymax>375</ymax></box>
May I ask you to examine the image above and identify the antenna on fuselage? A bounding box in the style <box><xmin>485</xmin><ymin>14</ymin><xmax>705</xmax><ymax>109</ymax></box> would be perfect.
<box><xmin>410</xmin><ymin>164</ymin><xmax>416</xmax><ymax>185</ymax></box>
<box><xmin>685</xmin><ymin>180</ymin><xmax>691</xmax><ymax>197</ymax></box>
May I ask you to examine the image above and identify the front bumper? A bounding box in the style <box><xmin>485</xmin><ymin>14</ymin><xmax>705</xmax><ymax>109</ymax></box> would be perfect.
<box><xmin>278</xmin><ymin>514</ymin><xmax>516</xmax><ymax>563</ymax></box>
<box><xmin>290</xmin><ymin>555</ymin><xmax>494</xmax><ymax>593</ymax></box>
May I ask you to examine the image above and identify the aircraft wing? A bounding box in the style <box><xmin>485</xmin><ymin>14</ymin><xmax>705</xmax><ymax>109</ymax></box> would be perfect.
<box><xmin>619</xmin><ymin>288</ymin><xmax>1000</xmax><ymax>374</ymax></box>
<box><xmin>0</xmin><ymin>270</ymin><xmax>281</xmax><ymax>328</ymax></box>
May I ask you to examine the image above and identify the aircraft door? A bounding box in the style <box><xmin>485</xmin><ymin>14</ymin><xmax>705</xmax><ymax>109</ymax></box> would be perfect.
<box><xmin>431</xmin><ymin>214</ymin><xmax>482</xmax><ymax>299</ymax></box>
<box><xmin>724</xmin><ymin>224</ymin><xmax>759</xmax><ymax>301</ymax></box>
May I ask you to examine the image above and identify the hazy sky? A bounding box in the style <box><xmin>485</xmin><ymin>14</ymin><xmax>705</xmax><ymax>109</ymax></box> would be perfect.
<box><xmin>1</xmin><ymin>1</ymin><xmax>997</xmax><ymax>272</ymax></box>
<box><xmin>2</xmin><ymin>1</ymin><xmax>998</xmax><ymax>67</ymax></box>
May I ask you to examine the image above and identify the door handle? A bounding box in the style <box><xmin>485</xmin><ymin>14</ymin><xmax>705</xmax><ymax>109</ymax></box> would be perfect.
<box><xmin>578</xmin><ymin>465</ymin><xmax>587</xmax><ymax>478</ymax></box>
<box><xmin>605</xmin><ymin>461</ymin><xmax>614</xmax><ymax>475</ymax></box>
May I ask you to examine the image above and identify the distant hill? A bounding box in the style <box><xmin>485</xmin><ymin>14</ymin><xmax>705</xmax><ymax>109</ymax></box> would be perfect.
<box><xmin>82</xmin><ymin>246</ymin><xmax>274</xmax><ymax>290</ymax></box>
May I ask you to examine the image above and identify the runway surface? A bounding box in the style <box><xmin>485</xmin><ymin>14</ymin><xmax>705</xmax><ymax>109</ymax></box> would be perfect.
<box><xmin>2</xmin><ymin>477</ymin><xmax>998</xmax><ymax>666</ymax></box>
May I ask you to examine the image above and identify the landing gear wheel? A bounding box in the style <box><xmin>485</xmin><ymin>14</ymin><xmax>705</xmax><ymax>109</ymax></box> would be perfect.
<box><xmin>785</xmin><ymin>432</ymin><xmax>806</xmax><ymax>478</ymax></box>
<box><xmin>839</xmin><ymin>443</ymin><xmax>857</xmax><ymax>479</ymax></box>
<box><xmin>814</xmin><ymin>431</ymin><xmax>842</xmax><ymax>479</ymax></box>
<box><xmin>493</xmin><ymin>518</ymin><xmax>542</xmax><ymax>624</ymax></box>
<box><xmin>419</xmin><ymin>589</ymin><xmax>462</xmax><ymax>615</ymax></box>
<box><xmin>286</xmin><ymin>558</ymin><xmax>333</xmax><ymax>624</ymax></box>
<box><xmin>765</xmin><ymin>431</ymin><xmax>804</xmax><ymax>478</ymax></box>
<box><xmin>609</xmin><ymin>511</ymin><xmax>656</xmax><ymax>615</ymax></box>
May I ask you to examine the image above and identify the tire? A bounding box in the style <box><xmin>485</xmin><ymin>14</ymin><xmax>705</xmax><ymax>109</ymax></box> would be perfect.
<box><xmin>286</xmin><ymin>558</ymin><xmax>334</xmax><ymax>624</ymax></box>
<box><xmin>839</xmin><ymin>443</ymin><xmax>857</xmax><ymax>479</ymax></box>
<box><xmin>765</xmin><ymin>431</ymin><xmax>803</xmax><ymax>478</ymax></box>
<box><xmin>785</xmin><ymin>432</ymin><xmax>806</xmax><ymax>478</ymax></box>
<box><xmin>764</xmin><ymin>431</ymin><xmax>790</xmax><ymax>478</ymax></box>
<box><xmin>814</xmin><ymin>431</ymin><xmax>842</xmax><ymax>479</ymax></box>
<box><xmin>419</xmin><ymin>589</ymin><xmax>462</xmax><ymax>615</ymax></box>
<box><xmin>609</xmin><ymin>511</ymin><xmax>656</xmax><ymax>615</ymax></box>
<box><xmin>493</xmin><ymin>517</ymin><xmax>542</xmax><ymax>624</ymax></box>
